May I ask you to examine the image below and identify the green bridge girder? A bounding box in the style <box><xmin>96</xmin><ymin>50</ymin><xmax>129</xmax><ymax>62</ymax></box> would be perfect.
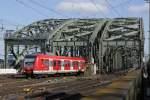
<box><xmin>4</xmin><ymin>18</ymin><xmax>144</xmax><ymax>74</ymax></box>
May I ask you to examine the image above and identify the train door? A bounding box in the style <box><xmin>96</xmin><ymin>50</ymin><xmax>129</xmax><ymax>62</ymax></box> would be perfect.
<box><xmin>64</xmin><ymin>60</ymin><xmax>70</xmax><ymax>71</ymax></box>
<box><xmin>41</xmin><ymin>59</ymin><xmax>49</xmax><ymax>70</ymax></box>
<box><xmin>73</xmin><ymin>61</ymin><xmax>79</xmax><ymax>71</ymax></box>
<box><xmin>53</xmin><ymin>60</ymin><xmax>61</xmax><ymax>71</ymax></box>
<box><xmin>80</xmin><ymin>61</ymin><xmax>85</xmax><ymax>70</ymax></box>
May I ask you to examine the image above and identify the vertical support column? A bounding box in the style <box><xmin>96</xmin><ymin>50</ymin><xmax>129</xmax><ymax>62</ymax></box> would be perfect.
<box><xmin>116</xmin><ymin>42</ymin><xmax>118</xmax><ymax>71</ymax></box>
<box><xmin>70</xmin><ymin>46</ymin><xmax>72</xmax><ymax>57</ymax></box>
<box><xmin>115</xmin><ymin>52</ymin><xmax>118</xmax><ymax>71</ymax></box>
<box><xmin>139</xmin><ymin>40</ymin><xmax>142</xmax><ymax>68</ymax></box>
<box><xmin>35</xmin><ymin>46</ymin><xmax>38</xmax><ymax>53</ymax></box>
<box><xmin>115</xmin><ymin>50</ymin><xmax>118</xmax><ymax>71</ymax></box>
<box><xmin>139</xmin><ymin>18</ymin><xmax>144</xmax><ymax>68</ymax></box>
<box><xmin>75</xmin><ymin>46</ymin><xmax>77</xmax><ymax>57</ymax></box>
<box><xmin>106</xmin><ymin>42</ymin><xmax>109</xmax><ymax>73</ymax></box>
<box><xmin>99</xmin><ymin>39</ymin><xmax>103</xmax><ymax>74</ymax></box>
<box><xmin>85</xmin><ymin>45</ymin><xmax>88</xmax><ymax>59</ymax></box>
<box><xmin>59</xmin><ymin>46</ymin><xmax>61</xmax><ymax>56</ymax></box>
<box><xmin>61</xmin><ymin>46</ymin><xmax>64</xmax><ymax>56</ymax></box>
<box><xmin>17</xmin><ymin>45</ymin><xmax>19</xmax><ymax>55</ymax></box>
<box><xmin>73</xmin><ymin>46</ymin><xmax>75</xmax><ymax>57</ymax></box>
<box><xmin>98</xmin><ymin>40</ymin><xmax>101</xmax><ymax>74</ymax></box>
<box><xmin>73</xmin><ymin>41</ymin><xmax>75</xmax><ymax>57</ymax></box>
<box><xmin>40</xmin><ymin>41</ymin><xmax>46</xmax><ymax>54</ymax></box>
<box><xmin>113</xmin><ymin>48</ymin><xmax>115</xmax><ymax>72</ymax></box>
<box><xmin>4</xmin><ymin>41</ymin><xmax>8</xmax><ymax>69</ymax></box>
<box><xmin>52</xmin><ymin>41</ymin><xmax>56</xmax><ymax>55</ymax></box>
<box><xmin>124</xmin><ymin>41</ymin><xmax>127</xmax><ymax>71</ymax></box>
<box><xmin>53</xmin><ymin>46</ymin><xmax>56</xmax><ymax>55</ymax></box>
<box><xmin>89</xmin><ymin>43</ymin><xmax>93</xmax><ymax>62</ymax></box>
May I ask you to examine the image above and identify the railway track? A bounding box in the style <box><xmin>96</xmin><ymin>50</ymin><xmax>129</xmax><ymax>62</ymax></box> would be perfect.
<box><xmin>23</xmin><ymin>76</ymin><xmax>116</xmax><ymax>99</ymax></box>
<box><xmin>24</xmin><ymin>80</ymin><xmax>112</xmax><ymax>100</ymax></box>
<box><xmin>0</xmin><ymin>71</ymin><xmax>125</xmax><ymax>100</ymax></box>
<box><xmin>0</xmin><ymin>76</ymin><xmax>77</xmax><ymax>96</ymax></box>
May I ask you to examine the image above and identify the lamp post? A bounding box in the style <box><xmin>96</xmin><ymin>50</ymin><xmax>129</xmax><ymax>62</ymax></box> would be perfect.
<box><xmin>145</xmin><ymin>0</ymin><xmax>150</xmax><ymax>57</ymax></box>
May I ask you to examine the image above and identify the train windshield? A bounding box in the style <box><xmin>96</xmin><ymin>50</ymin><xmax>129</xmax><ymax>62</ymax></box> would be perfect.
<box><xmin>24</xmin><ymin>55</ymin><xmax>36</xmax><ymax>67</ymax></box>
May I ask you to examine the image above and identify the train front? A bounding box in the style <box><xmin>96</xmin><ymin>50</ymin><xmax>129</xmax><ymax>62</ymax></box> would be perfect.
<box><xmin>22</xmin><ymin>55</ymin><xmax>36</xmax><ymax>77</ymax></box>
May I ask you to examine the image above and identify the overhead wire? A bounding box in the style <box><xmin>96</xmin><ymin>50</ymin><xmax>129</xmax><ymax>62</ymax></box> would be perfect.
<box><xmin>0</xmin><ymin>20</ymin><xmax>4</xmax><ymax>31</ymax></box>
<box><xmin>114</xmin><ymin>0</ymin><xmax>133</xmax><ymax>8</ymax></box>
<box><xmin>89</xmin><ymin>0</ymin><xmax>107</xmax><ymax>18</ymax></box>
<box><xmin>29</xmin><ymin>0</ymin><xmax>68</xmax><ymax>18</ymax></box>
<box><xmin>16</xmin><ymin>0</ymin><xmax>49</xmax><ymax>18</ymax></box>
<box><xmin>0</xmin><ymin>24</ymin><xmax>4</xmax><ymax>32</ymax></box>
<box><xmin>78</xmin><ymin>2</ymin><xmax>90</xmax><ymax>18</ymax></box>
<box><xmin>89</xmin><ymin>0</ymin><xmax>133</xmax><ymax>18</ymax></box>
<box><xmin>1</xmin><ymin>19</ymin><xmax>23</xmax><ymax>27</ymax></box>
<box><xmin>105</xmin><ymin>0</ymin><xmax>122</xmax><ymax>17</ymax></box>
<box><xmin>71</xmin><ymin>3</ymin><xmax>78</xmax><ymax>18</ymax></box>
<box><xmin>113</xmin><ymin>0</ymin><xmax>133</xmax><ymax>17</ymax></box>
<box><xmin>0</xmin><ymin>18</ymin><xmax>25</xmax><ymax>33</ymax></box>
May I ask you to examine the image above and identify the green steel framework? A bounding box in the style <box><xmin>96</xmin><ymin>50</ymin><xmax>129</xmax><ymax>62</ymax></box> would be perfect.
<box><xmin>4</xmin><ymin>18</ymin><xmax>144</xmax><ymax>74</ymax></box>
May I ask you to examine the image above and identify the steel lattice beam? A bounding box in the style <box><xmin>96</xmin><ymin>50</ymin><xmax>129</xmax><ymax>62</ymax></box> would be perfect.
<box><xmin>4</xmin><ymin>18</ymin><xmax>144</xmax><ymax>75</ymax></box>
<box><xmin>99</xmin><ymin>18</ymin><xmax>144</xmax><ymax>74</ymax></box>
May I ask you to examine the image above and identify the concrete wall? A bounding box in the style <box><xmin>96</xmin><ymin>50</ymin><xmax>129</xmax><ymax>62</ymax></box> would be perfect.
<box><xmin>82</xmin><ymin>69</ymin><xmax>142</xmax><ymax>100</ymax></box>
<box><xmin>0</xmin><ymin>69</ymin><xmax>17</xmax><ymax>74</ymax></box>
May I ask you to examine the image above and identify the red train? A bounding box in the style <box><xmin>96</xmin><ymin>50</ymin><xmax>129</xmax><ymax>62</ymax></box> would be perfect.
<box><xmin>22</xmin><ymin>54</ymin><xmax>86</xmax><ymax>77</ymax></box>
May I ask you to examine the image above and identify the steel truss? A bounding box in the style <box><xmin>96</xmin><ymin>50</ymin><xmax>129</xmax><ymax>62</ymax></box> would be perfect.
<box><xmin>99</xmin><ymin>18</ymin><xmax>144</xmax><ymax>74</ymax></box>
<box><xmin>4</xmin><ymin>18</ymin><xmax>144</xmax><ymax>74</ymax></box>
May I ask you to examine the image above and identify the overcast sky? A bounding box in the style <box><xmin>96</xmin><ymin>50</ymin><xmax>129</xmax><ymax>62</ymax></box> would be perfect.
<box><xmin>0</xmin><ymin>0</ymin><xmax>149</xmax><ymax>58</ymax></box>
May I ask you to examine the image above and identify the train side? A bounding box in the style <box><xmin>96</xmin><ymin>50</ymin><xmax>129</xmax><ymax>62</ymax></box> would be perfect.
<box><xmin>22</xmin><ymin>54</ymin><xmax>86</xmax><ymax>76</ymax></box>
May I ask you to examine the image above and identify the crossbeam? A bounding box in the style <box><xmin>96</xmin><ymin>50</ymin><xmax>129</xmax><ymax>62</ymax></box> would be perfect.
<box><xmin>103</xmin><ymin>40</ymin><xmax>140</xmax><ymax>47</ymax></box>
<box><xmin>52</xmin><ymin>41</ymin><xmax>88</xmax><ymax>46</ymax></box>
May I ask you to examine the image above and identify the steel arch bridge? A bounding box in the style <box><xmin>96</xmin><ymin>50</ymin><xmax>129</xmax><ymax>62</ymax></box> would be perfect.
<box><xmin>4</xmin><ymin>18</ymin><xmax>144</xmax><ymax>73</ymax></box>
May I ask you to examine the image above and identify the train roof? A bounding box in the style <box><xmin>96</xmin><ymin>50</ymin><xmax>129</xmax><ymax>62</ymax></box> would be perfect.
<box><xmin>29</xmin><ymin>54</ymin><xmax>86</xmax><ymax>61</ymax></box>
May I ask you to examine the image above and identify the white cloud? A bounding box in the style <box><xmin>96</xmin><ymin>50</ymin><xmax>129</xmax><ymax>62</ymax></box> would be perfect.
<box><xmin>128</xmin><ymin>3</ymin><xmax>148</xmax><ymax>13</ymax></box>
<box><xmin>56</xmin><ymin>0</ymin><xmax>108</xmax><ymax>14</ymax></box>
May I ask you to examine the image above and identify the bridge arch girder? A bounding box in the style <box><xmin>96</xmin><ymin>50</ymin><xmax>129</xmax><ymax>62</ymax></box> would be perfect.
<box><xmin>4</xmin><ymin>18</ymin><xmax>107</xmax><ymax>68</ymax></box>
<box><xmin>99</xmin><ymin>18</ymin><xmax>144</xmax><ymax>73</ymax></box>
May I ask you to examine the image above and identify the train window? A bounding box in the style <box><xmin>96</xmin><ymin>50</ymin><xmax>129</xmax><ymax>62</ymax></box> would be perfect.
<box><xmin>64</xmin><ymin>61</ymin><xmax>70</xmax><ymax>66</ymax></box>
<box><xmin>53</xmin><ymin>60</ymin><xmax>56</xmax><ymax>66</ymax></box>
<box><xmin>42</xmin><ymin>59</ymin><xmax>49</xmax><ymax>67</ymax></box>
<box><xmin>73</xmin><ymin>61</ymin><xmax>78</xmax><ymax>67</ymax></box>
<box><xmin>57</xmin><ymin>60</ymin><xmax>61</xmax><ymax>66</ymax></box>
<box><xmin>53</xmin><ymin>60</ymin><xmax>61</xmax><ymax>66</ymax></box>
<box><xmin>25</xmin><ymin>62</ymin><xmax>34</xmax><ymax>67</ymax></box>
<box><xmin>24</xmin><ymin>55</ymin><xmax>36</xmax><ymax>67</ymax></box>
